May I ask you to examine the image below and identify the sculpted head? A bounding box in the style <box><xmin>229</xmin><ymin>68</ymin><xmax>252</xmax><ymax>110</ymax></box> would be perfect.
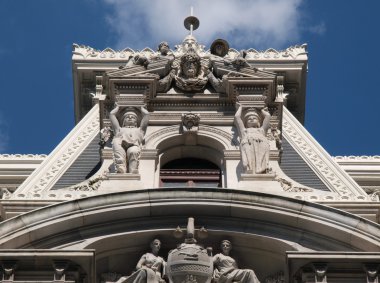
<box><xmin>244</xmin><ymin>109</ymin><xmax>261</xmax><ymax>128</ymax></box>
<box><xmin>158</xmin><ymin>41</ymin><xmax>169</xmax><ymax>56</ymax></box>
<box><xmin>182</xmin><ymin>35</ymin><xmax>198</xmax><ymax>51</ymax></box>
<box><xmin>150</xmin><ymin>239</ymin><xmax>161</xmax><ymax>254</ymax></box>
<box><xmin>122</xmin><ymin>109</ymin><xmax>138</xmax><ymax>128</ymax></box>
<box><xmin>181</xmin><ymin>48</ymin><xmax>201</xmax><ymax>79</ymax></box>
<box><xmin>220</xmin><ymin>240</ymin><xmax>232</xmax><ymax>255</ymax></box>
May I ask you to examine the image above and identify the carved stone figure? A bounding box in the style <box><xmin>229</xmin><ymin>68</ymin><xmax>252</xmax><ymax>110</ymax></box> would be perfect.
<box><xmin>174</xmin><ymin>48</ymin><xmax>208</xmax><ymax>92</ymax></box>
<box><xmin>158</xmin><ymin>42</ymin><xmax>170</xmax><ymax>56</ymax></box>
<box><xmin>110</xmin><ymin>105</ymin><xmax>150</xmax><ymax>173</ymax></box>
<box><xmin>234</xmin><ymin>105</ymin><xmax>270</xmax><ymax>174</ymax></box>
<box><xmin>116</xmin><ymin>239</ymin><xmax>166</xmax><ymax>283</ymax></box>
<box><xmin>124</xmin><ymin>54</ymin><xmax>150</xmax><ymax>69</ymax></box>
<box><xmin>167</xmin><ymin>218</ymin><xmax>213</xmax><ymax>283</ymax></box>
<box><xmin>213</xmin><ymin>240</ymin><xmax>261</xmax><ymax>283</ymax></box>
<box><xmin>182</xmin><ymin>113</ymin><xmax>200</xmax><ymax>132</ymax></box>
<box><xmin>228</xmin><ymin>50</ymin><xmax>249</xmax><ymax>71</ymax></box>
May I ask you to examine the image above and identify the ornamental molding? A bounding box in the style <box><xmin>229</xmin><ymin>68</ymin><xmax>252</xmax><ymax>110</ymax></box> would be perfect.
<box><xmin>72</xmin><ymin>43</ymin><xmax>307</xmax><ymax>61</ymax></box>
<box><xmin>12</xmin><ymin>105</ymin><xmax>100</xmax><ymax>198</ymax></box>
<box><xmin>0</xmin><ymin>154</ymin><xmax>47</xmax><ymax>160</ymax></box>
<box><xmin>334</xmin><ymin>155</ymin><xmax>380</xmax><ymax>161</ymax></box>
<box><xmin>283</xmin><ymin>107</ymin><xmax>368</xmax><ymax>198</ymax></box>
<box><xmin>144</xmin><ymin>125</ymin><xmax>238</xmax><ymax>150</ymax></box>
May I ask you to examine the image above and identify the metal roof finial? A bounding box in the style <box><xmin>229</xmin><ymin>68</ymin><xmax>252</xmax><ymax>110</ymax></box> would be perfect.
<box><xmin>184</xmin><ymin>6</ymin><xmax>199</xmax><ymax>36</ymax></box>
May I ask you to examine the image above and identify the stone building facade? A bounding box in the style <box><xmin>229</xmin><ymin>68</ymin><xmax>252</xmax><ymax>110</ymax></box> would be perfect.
<box><xmin>1</xmin><ymin>23</ymin><xmax>380</xmax><ymax>283</ymax></box>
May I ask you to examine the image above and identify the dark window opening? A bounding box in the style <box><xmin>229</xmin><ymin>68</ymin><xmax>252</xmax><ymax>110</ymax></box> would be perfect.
<box><xmin>160</xmin><ymin>158</ymin><xmax>221</xmax><ymax>188</ymax></box>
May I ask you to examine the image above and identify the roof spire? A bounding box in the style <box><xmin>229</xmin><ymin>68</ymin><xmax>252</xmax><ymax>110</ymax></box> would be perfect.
<box><xmin>184</xmin><ymin>6</ymin><xmax>199</xmax><ymax>36</ymax></box>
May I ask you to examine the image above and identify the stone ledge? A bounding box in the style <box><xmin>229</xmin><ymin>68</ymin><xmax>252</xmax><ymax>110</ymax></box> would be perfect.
<box><xmin>240</xmin><ymin>173</ymin><xmax>276</xmax><ymax>181</ymax></box>
<box><xmin>106</xmin><ymin>173</ymin><xmax>141</xmax><ymax>181</ymax></box>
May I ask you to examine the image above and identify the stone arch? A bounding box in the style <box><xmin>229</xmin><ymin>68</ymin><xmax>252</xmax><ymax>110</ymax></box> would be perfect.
<box><xmin>144</xmin><ymin>125</ymin><xmax>238</xmax><ymax>151</ymax></box>
<box><xmin>145</xmin><ymin>125</ymin><xmax>238</xmax><ymax>187</ymax></box>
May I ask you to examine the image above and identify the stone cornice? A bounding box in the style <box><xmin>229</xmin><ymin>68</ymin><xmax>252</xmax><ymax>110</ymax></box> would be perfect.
<box><xmin>72</xmin><ymin>43</ymin><xmax>307</xmax><ymax>62</ymax></box>
<box><xmin>0</xmin><ymin>154</ymin><xmax>47</xmax><ymax>160</ymax></box>
<box><xmin>334</xmin><ymin>156</ymin><xmax>380</xmax><ymax>162</ymax></box>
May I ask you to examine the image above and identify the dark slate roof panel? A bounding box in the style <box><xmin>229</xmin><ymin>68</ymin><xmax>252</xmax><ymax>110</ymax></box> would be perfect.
<box><xmin>280</xmin><ymin>137</ymin><xmax>330</xmax><ymax>191</ymax></box>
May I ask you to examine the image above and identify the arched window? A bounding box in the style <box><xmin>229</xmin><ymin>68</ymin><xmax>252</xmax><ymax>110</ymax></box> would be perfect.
<box><xmin>160</xmin><ymin>158</ymin><xmax>221</xmax><ymax>188</ymax></box>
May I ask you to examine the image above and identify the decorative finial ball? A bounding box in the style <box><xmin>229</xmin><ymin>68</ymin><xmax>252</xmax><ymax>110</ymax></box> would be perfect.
<box><xmin>184</xmin><ymin>16</ymin><xmax>200</xmax><ymax>31</ymax></box>
<box><xmin>211</xmin><ymin>39</ymin><xmax>230</xmax><ymax>57</ymax></box>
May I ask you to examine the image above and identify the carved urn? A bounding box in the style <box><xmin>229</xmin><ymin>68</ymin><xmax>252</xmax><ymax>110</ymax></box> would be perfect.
<box><xmin>166</xmin><ymin>218</ymin><xmax>213</xmax><ymax>283</ymax></box>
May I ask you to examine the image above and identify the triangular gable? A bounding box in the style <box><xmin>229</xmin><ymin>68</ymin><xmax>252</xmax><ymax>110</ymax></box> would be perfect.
<box><xmin>11</xmin><ymin>105</ymin><xmax>100</xmax><ymax>199</ymax></box>
<box><xmin>282</xmin><ymin>107</ymin><xmax>367</xmax><ymax>198</ymax></box>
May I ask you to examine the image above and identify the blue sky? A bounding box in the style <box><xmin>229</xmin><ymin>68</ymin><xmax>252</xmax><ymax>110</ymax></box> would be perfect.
<box><xmin>0</xmin><ymin>0</ymin><xmax>379</xmax><ymax>156</ymax></box>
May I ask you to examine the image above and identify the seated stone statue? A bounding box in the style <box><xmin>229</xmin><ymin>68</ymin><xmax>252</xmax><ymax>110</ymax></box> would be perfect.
<box><xmin>116</xmin><ymin>239</ymin><xmax>166</xmax><ymax>283</ymax></box>
<box><xmin>110</xmin><ymin>105</ymin><xmax>149</xmax><ymax>173</ymax></box>
<box><xmin>213</xmin><ymin>240</ymin><xmax>260</xmax><ymax>283</ymax></box>
<box><xmin>234</xmin><ymin>105</ymin><xmax>270</xmax><ymax>174</ymax></box>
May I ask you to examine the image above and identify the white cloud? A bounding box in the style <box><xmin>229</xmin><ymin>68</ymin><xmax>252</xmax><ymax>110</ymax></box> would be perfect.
<box><xmin>308</xmin><ymin>22</ymin><xmax>326</xmax><ymax>35</ymax></box>
<box><xmin>103</xmin><ymin>0</ymin><xmax>304</xmax><ymax>50</ymax></box>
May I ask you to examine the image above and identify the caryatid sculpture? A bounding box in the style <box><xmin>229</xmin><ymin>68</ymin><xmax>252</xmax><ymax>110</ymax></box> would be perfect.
<box><xmin>115</xmin><ymin>239</ymin><xmax>166</xmax><ymax>283</ymax></box>
<box><xmin>213</xmin><ymin>240</ymin><xmax>261</xmax><ymax>283</ymax></box>
<box><xmin>110</xmin><ymin>105</ymin><xmax>150</xmax><ymax>174</ymax></box>
<box><xmin>234</xmin><ymin>105</ymin><xmax>271</xmax><ymax>174</ymax></box>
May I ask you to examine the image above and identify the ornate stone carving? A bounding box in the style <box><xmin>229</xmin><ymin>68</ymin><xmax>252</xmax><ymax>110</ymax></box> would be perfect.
<box><xmin>1</xmin><ymin>261</ymin><xmax>16</xmax><ymax>281</ymax></box>
<box><xmin>312</xmin><ymin>263</ymin><xmax>327</xmax><ymax>283</ymax></box>
<box><xmin>100</xmin><ymin>126</ymin><xmax>114</xmax><ymax>148</ymax></box>
<box><xmin>110</xmin><ymin>105</ymin><xmax>150</xmax><ymax>174</ymax></box>
<box><xmin>0</xmin><ymin>188</ymin><xmax>12</xmax><ymax>199</ymax></box>
<box><xmin>225</xmin><ymin>50</ymin><xmax>250</xmax><ymax>71</ymax></box>
<box><xmin>68</xmin><ymin>171</ymin><xmax>107</xmax><ymax>191</ymax></box>
<box><xmin>213</xmin><ymin>240</ymin><xmax>260</xmax><ymax>283</ymax></box>
<box><xmin>363</xmin><ymin>264</ymin><xmax>379</xmax><ymax>283</ymax></box>
<box><xmin>73</xmin><ymin>43</ymin><xmax>307</xmax><ymax>61</ymax></box>
<box><xmin>155</xmin><ymin>36</ymin><xmax>230</xmax><ymax>93</ymax></box>
<box><xmin>182</xmin><ymin>113</ymin><xmax>200</xmax><ymax>132</ymax></box>
<box><xmin>235</xmin><ymin>105</ymin><xmax>271</xmax><ymax>174</ymax></box>
<box><xmin>53</xmin><ymin>261</ymin><xmax>68</xmax><ymax>282</ymax></box>
<box><xmin>157</xmin><ymin>41</ymin><xmax>170</xmax><ymax>57</ymax></box>
<box><xmin>174</xmin><ymin>47</ymin><xmax>208</xmax><ymax>92</ymax></box>
<box><xmin>115</xmin><ymin>239</ymin><xmax>166</xmax><ymax>283</ymax></box>
<box><xmin>167</xmin><ymin>218</ymin><xmax>213</xmax><ymax>283</ymax></box>
<box><xmin>275</xmin><ymin>177</ymin><xmax>313</xmax><ymax>192</ymax></box>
